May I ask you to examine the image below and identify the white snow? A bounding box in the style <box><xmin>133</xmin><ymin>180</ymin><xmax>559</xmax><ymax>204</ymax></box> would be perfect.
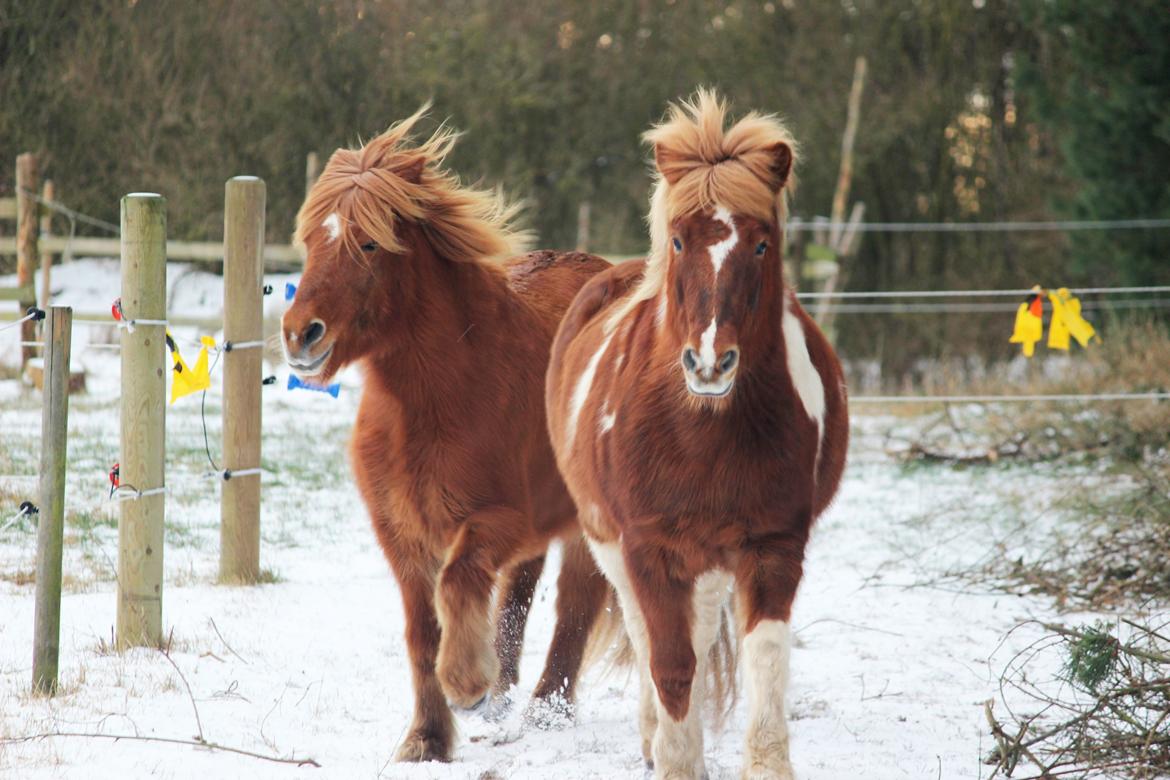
<box><xmin>0</xmin><ymin>259</ymin><xmax>1076</xmax><ymax>779</ymax></box>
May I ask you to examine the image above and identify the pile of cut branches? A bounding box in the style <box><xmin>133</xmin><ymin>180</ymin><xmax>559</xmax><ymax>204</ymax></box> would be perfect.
<box><xmin>987</xmin><ymin>620</ymin><xmax>1170</xmax><ymax>779</ymax></box>
<box><xmin>972</xmin><ymin>462</ymin><xmax>1170</xmax><ymax>610</ymax></box>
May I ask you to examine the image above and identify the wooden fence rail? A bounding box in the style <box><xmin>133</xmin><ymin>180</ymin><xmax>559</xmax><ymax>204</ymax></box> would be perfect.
<box><xmin>0</xmin><ymin>235</ymin><xmax>302</xmax><ymax>271</ymax></box>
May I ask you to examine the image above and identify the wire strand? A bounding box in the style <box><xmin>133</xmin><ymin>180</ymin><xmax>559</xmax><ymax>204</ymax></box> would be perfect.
<box><xmin>795</xmin><ymin>285</ymin><xmax>1170</xmax><ymax>300</ymax></box>
<box><xmin>850</xmin><ymin>392</ymin><xmax>1170</xmax><ymax>404</ymax></box>
<box><xmin>786</xmin><ymin>218</ymin><xmax>1170</xmax><ymax>233</ymax></box>
<box><xmin>19</xmin><ymin>187</ymin><xmax>120</xmax><ymax>234</ymax></box>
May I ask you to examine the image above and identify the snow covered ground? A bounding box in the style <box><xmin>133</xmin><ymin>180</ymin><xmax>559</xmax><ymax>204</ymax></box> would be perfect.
<box><xmin>0</xmin><ymin>260</ymin><xmax>1074</xmax><ymax>779</ymax></box>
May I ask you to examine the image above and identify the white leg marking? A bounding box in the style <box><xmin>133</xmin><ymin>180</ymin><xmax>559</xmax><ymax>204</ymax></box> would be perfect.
<box><xmin>588</xmin><ymin>540</ymin><xmax>657</xmax><ymax>764</ymax></box>
<box><xmin>708</xmin><ymin>206</ymin><xmax>738</xmax><ymax>276</ymax></box>
<box><xmin>742</xmin><ymin>619</ymin><xmax>794</xmax><ymax>780</ymax></box>
<box><xmin>566</xmin><ymin>334</ymin><xmax>614</xmax><ymax>449</ymax></box>
<box><xmin>782</xmin><ymin>297</ymin><xmax>826</xmax><ymax>448</ymax></box>
<box><xmin>322</xmin><ymin>212</ymin><xmax>341</xmax><ymax>242</ymax></box>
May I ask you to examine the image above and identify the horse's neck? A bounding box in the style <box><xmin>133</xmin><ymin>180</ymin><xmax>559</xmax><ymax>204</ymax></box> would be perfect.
<box><xmin>364</xmin><ymin>244</ymin><xmax>519</xmax><ymax>407</ymax></box>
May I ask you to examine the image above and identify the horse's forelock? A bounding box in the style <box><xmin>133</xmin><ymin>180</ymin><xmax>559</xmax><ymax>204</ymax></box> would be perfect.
<box><xmin>294</xmin><ymin>105</ymin><xmax>524</xmax><ymax>264</ymax></box>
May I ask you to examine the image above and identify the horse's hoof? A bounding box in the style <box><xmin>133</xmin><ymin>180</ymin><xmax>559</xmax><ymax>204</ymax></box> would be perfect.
<box><xmin>437</xmin><ymin>643</ymin><xmax>498</xmax><ymax>710</ymax></box>
<box><xmin>522</xmin><ymin>692</ymin><xmax>575</xmax><ymax>730</ymax></box>
<box><xmin>741</xmin><ymin>765</ymin><xmax>795</xmax><ymax>780</ymax></box>
<box><xmin>481</xmin><ymin>689</ymin><xmax>514</xmax><ymax>722</ymax></box>
<box><xmin>394</xmin><ymin>729</ymin><xmax>452</xmax><ymax>763</ymax></box>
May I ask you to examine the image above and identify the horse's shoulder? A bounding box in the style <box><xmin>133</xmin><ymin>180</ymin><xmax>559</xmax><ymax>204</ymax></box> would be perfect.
<box><xmin>553</xmin><ymin>260</ymin><xmax>646</xmax><ymax>359</ymax></box>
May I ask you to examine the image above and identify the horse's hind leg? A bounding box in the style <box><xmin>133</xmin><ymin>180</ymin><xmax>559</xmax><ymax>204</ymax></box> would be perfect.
<box><xmin>492</xmin><ymin>554</ymin><xmax>546</xmax><ymax>700</ymax></box>
<box><xmin>435</xmin><ymin>506</ymin><xmax>526</xmax><ymax>708</ymax></box>
<box><xmin>528</xmin><ymin>532</ymin><xmax>608</xmax><ymax>724</ymax></box>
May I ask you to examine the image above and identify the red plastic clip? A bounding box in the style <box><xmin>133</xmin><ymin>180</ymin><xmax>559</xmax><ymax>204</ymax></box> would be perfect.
<box><xmin>111</xmin><ymin>298</ymin><xmax>124</xmax><ymax>322</ymax></box>
<box><xmin>108</xmin><ymin>462</ymin><xmax>120</xmax><ymax>498</ymax></box>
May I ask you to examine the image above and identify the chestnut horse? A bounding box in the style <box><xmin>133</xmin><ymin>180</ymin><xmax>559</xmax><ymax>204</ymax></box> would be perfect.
<box><xmin>547</xmin><ymin>91</ymin><xmax>848</xmax><ymax>778</ymax></box>
<box><xmin>282</xmin><ymin>107</ymin><xmax>610</xmax><ymax>762</ymax></box>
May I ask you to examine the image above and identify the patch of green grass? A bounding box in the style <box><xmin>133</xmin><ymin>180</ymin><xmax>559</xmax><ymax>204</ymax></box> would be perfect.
<box><xmin>66</xmin><ymin>508</ymin><xmax>115</xmax><ymax>532</ymax></box>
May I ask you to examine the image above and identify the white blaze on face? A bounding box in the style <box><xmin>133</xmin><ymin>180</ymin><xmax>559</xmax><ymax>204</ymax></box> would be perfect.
<box><xmin>782</xmin><ymin>295</ymin><xmax>826</xmax><ymax>450</ymax></box>
<box><xmin>322</xmin><ymin>212</ymin><xmax>341</xmax><ymax>242</ymax></box>
<box><xmin>708</xmin><ymin>206</ymin><xmax>738</xmax><ymax>276</ymax></box>
<box><xmin>566</xmin><ymin>334</ymin><xmax>614</xmax><ymax>449</ymax></box>
<box><xmin>699</xmin><ymin>317</ymin><xmax>718</xmax><ymax>371</ymax></box>
<box><xmin>695</xmin><ymin>207</ymin><xmax>736</xmax><ymax>375</ymax></box>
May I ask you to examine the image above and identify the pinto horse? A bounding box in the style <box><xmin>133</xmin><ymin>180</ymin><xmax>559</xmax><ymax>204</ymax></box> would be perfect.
<box><xmin>547</xmin><ymin>91</ymin><xmax>848</xmax><ymax>778</ymax></box>
<box><xmin>282</xmin><ymin>107</ymin><xmax>610</xmax><ymax>762</ymax></box>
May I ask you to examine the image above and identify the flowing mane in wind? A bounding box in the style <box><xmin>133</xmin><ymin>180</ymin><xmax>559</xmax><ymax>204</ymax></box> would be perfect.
<box><xmin>546</xmin><ymin>89</ymin><xmax>846</xmax><ymax>778</ymax></box>
<box><xmin>282</xmin><ymin>106</ymin><xmax>613</xmax><ymax>763</ymax></box>
<box><xmin>607</xmin><ymin>88</ymin><xmax>798</xmax><ymax>332</ymax></box>
<box><xmin>294</xmin><ymin>103</ymin><xmax>530</xmax><ymax>264</ymax></box>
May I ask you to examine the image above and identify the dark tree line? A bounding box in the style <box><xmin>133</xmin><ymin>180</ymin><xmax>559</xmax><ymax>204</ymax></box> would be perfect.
<box><xmin>1</xmin><ymin>0</ymin><xmax>1166</xmax><ymax>365</ymax></box>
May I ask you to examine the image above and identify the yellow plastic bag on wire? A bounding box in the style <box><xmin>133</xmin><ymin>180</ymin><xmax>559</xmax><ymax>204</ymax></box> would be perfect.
<box><xmin>166</xmin><ymin>332</ymin><xmax>214</xmax><ymax>403</ymax></box>
<box><xmin>1009</xmin><ymin>286</ymin><xmax>1045</xmax><ymax>357</ymax></box>
<box><xmin>1047</xmin><ymin>287</ymin><xmax>1096</xmax><ymax>351</ymax></box>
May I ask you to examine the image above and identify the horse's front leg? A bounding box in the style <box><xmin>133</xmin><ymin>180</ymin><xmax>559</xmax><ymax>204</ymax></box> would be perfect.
<box><xmin>435</xmin><ymin>506</ymin><xmax>526</xmax><ymax>708</ymax></box>
<box><xmin>377</xmin><ymin>532</ymin><xmax>453</xmax><ymax>762</ymax></box>
<box><xmin>597</xmin><ymin>535</ymin><xmax>715</xmax><ymax>780</ymax></box>
<box><xmin>735</xmin><ymin>529</ymin><xmax>808</xmax><ymax>780</ymax></box>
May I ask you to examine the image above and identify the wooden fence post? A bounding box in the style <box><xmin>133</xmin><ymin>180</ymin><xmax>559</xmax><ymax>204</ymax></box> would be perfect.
<box><xmin>32</xmin><ymin>305</ymin><xmax>72</xmax><ymax>695</ymax></box>
<box><xmin>575</xmin><ymin>201</ymin><xmax>591</xmax><ymax>252</ymax></box>
<box><xmin>39</xmin><ymin>181</ymin><xmax>54</xmax><ymax>310</ymax></box>
<box><xmin>305</xmin><ymin>152</ymin><xmax>320</xmax><ymax>200</ymax></box>
<box><xmin>117</xmin><ymin>193</ymin><xmax>167</xmax><ymax>649</ymax></box>
<box><xmin>16</xmin><ymin>153</ymin><xmax>40</xmax><ymax>369</ymax></box>
<box><xmin>219</xmin><ymin>177</ymin><xmax>265</xmax><ymax>584</ymax></box>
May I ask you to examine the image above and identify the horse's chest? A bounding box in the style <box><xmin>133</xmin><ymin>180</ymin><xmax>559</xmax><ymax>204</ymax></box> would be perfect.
<box><xmin>593</xmin><ymin>400</ymin><xmax>816</xmax><ymax>522</ymax></box>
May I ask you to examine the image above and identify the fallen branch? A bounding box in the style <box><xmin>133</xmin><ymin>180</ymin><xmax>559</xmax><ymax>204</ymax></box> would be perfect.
<box><xmin>0</xmin><ymin>731</ymin><xmax>320</xmax><ymax>768</ymax></box>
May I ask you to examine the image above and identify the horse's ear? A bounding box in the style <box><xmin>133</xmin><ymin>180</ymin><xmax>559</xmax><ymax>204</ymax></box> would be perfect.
<box><xmin>394</xmin><ymin>155</ymin><xmax>426</xmax><ymax>185</ymax></box>
<box><xmin>765</xmin><ymin>142</ymin><xmax>793</xmax><ymax>192</ymax></box>
<box><xmin>653</xmin><ymin>144</ymin><xmax>688</xmax><ymax>185</ymax></box>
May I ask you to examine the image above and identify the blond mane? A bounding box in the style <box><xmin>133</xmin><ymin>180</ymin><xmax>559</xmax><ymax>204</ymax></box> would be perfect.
<box><xmin>607</xmin><ymin>89</ymin><xmax>798</xmax><ymax>332</ymax></box>
<box><xmin>295</xmin><ymin>103</ymin><xmax>530</xmax><ymax>264</ymax></box>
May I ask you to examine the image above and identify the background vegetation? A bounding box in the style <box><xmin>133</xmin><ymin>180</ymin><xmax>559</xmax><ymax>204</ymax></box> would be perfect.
<box><xmin>1</xmin><ymin>0</ymin><xmax>1167</xmax><ymax>369</ymax></box>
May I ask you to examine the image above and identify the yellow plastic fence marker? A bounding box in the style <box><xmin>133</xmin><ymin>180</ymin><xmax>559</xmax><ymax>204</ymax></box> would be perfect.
<box><xmin>1047</xmin><ymin>287</ymin><xmax>1095</xmax><ymax>350</ymax></box>
<box><xmin>166</xmin><ymin>331</ymin><xmax>213</xmax><ymax>403</ymax></box>
<box><xmin>1009</xmin><ymin>286</ymin><xmax>1044</xmax><ymax>357</ymax></box>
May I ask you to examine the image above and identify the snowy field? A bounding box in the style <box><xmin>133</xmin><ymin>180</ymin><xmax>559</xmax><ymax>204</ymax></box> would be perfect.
<box><xmin>0</xmin><ymin>260</ymin><xmax>1081</xmax><ymax>779</ymax></box>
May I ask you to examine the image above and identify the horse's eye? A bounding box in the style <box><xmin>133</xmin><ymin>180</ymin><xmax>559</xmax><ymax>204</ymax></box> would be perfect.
<box><xmin>361</xmin><ymin>241</ymin><xmax>378</xmax><ymax>253</ymax></box>
<box><xmin>755</xmin><ymin>240</ymin><xmax>768</xmax><ymax>256</ymax></box>
<box><xmin>672</xmin><ymin>236</ymin><xmax>683</xmax><ymax>253</ymax></box>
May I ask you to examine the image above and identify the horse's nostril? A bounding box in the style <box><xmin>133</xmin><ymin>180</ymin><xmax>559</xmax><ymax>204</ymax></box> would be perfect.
<box><xmin>681</xmin><ymin>348</ymin><xmax>699</xmax><ymax>372</ymax></box>
<box><xmin>303</xmin><ymin>320</ymin><xmax>326</xmax><ymax>347</ymax></box>
<box><xmin>719</xmin><ymin>349</ymin><xmax>739</xmax><ymax>373</ymax></box>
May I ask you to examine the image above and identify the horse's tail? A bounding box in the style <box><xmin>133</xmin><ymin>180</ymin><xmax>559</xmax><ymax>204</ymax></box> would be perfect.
<box><xmin>582</xmin><ymin>586</ymin><xmax>740</xmax><ymax>728</ymax></box>
<box><xmin>706</xmin><ymin>596</ymin><xmax>740</xmax><ymax>729</ymax></box>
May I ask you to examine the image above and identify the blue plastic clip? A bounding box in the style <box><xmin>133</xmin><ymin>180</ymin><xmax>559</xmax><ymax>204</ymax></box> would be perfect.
<box><xmin>285</xmin><ymin>282</ymin><xmax>297</xmax><ymax>301</ymax></box>
<box><xmin>287</xmin><ymin>373</ymin><xmax>340</xmax><ymax>398</ymax></box>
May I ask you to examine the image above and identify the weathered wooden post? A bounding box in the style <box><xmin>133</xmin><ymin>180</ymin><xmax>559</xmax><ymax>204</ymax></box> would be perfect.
<box><xmin>305</xmin><ymin>151</ymin><xmax>320</xmax><ymax>200</ymax></box>
<box><xmin>39</xmin><ymin>180</ymin><xmax>54</xmax><ymax>309</ymax></box>
<box><xmin>32</xmin><ymin>305</ymin><xmax>72</xmax><ymax>695</ymax></box>
<box><xmin>575</xmin><ymin>201</ymin><xmax>591</xmax><ymax>252</ymax></box>
<box><xmin>15</xmin><ymin>153</ymin><xmax>40</xmax><ymax>369</ymax></box>
<box><xmin>117</xmin><ymin>193</ymin><xmax>167</xmax><ymax>649</ymax></box>
<box><xmin>219</xmin><ymin>176</ymin><xmax>265</xmax><ymax>584</ymax></box>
